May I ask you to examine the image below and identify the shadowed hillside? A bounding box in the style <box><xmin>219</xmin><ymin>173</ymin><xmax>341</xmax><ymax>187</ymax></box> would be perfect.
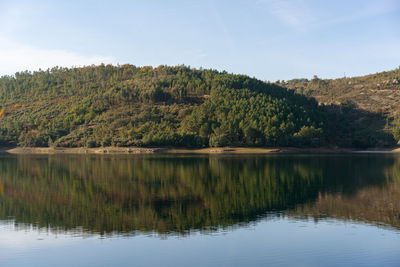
<box><xmin>283</xmin><ymin>67</ymin><xmax>400</xmax><ymax>145</ymax></box>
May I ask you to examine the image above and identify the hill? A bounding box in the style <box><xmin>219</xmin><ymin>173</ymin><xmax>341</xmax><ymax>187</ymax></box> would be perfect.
<box><xmin>0</xmin><ymin>64</ymin><xmax>397</xmax><ymax>148</ymax></box>
<box><xmin>283</xmin><ymin>68</ymin><xmax>400</xmax><ymax>145</ymax></box>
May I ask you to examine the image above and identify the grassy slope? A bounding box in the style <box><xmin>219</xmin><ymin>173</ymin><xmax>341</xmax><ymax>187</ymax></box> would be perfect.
<box><xmin>283</xmin><ymin>68</ymin><xmax>400</xmax><ymax>145</ymax></box>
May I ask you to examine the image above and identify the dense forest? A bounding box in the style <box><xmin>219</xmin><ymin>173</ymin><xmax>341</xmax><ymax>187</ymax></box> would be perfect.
<box><xmin>0</xmin><ymin>64</ymin><xmax>398</xmax><ymax>148</ymax></box>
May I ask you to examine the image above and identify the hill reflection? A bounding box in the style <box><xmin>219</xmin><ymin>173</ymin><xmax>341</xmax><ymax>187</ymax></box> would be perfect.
<box><xmin>0</xmin><ymin>154</ymin><xmax>398</xmax><ymax>235</ymax></box>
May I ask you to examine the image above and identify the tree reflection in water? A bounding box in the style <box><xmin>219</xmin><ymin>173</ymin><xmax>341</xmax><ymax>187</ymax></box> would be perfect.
<box><xmin>0</xmin><ymin>154</ymin><xmax>398</xmax><ymax>236</ymax></box>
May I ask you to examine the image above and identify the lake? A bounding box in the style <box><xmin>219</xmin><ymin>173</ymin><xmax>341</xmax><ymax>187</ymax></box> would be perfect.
<box><xmin>0</xmin><ymin>153</ymin><xmax>399</xmax><ymax>266</ymax></box>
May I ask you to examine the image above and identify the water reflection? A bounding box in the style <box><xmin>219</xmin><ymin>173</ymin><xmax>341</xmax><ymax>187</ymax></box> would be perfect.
<box><xmin>0</xmin><ymin>154</ymin><xmax>399</xmax><ymax>236</ymax></box>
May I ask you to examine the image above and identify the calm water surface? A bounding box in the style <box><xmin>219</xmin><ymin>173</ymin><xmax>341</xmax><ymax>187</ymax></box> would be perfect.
<box><xmin>0</xmin><ymin>154</ymin><xmax>399</xmax><ymax>266</ymax></box>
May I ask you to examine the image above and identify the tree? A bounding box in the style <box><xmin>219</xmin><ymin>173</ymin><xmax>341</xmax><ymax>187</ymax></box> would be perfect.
<box><xmin>394</xmin><ymin>117</ymin><xmax>400</xmax><ymax>143</ymax></box>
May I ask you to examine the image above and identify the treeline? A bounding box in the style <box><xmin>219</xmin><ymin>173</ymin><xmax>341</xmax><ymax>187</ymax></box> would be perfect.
<box><xmin>0</xmin><ymin>64</ymin><xmax>396</xmax><ymax>148</ymax></box>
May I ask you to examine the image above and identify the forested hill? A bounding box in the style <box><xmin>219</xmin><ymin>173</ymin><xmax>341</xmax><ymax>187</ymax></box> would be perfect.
<box><xmin>0</xmin><ymin>64</ymin><xmax>397</xmax><ymax>148</ymax></box>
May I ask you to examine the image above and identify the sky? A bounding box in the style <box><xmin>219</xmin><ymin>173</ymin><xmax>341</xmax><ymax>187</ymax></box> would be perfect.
<box><xmin>0</xmin><ymin>0</ymin><xmax>399</xmax><ymax>81</ymax></box>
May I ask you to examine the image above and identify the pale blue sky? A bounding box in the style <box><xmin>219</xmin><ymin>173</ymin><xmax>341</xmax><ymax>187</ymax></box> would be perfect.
<box><xmin>0</xmin><ymin>0</ymin><xmax>399</xmax><ymax>80</ymax></box>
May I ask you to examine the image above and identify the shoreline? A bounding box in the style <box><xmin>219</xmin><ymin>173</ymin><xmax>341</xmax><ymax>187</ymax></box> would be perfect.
<box><xmin>0</xmin><ymin>146</ymin><xmax>399</xmax><ymax>155</ymax></box>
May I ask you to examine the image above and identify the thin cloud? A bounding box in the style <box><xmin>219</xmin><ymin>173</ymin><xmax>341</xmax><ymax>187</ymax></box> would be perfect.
<box><xmin>209</xmin><ymin>0</ymin><xmax>237</xmax><ymax>53</ymax></box>
<box><xmin>0</xmin><ymin>38</ymin><xmax>115</xmax><ymax>75</ymax></box>
<box><xmin>258</xmin><ymin>0</ymin><xmax>400</xmax><ymax>32</ymax></box>
<box><xmin>321</xmin><ymin>0</ymin><xmax>400</xmax><ymax>27</ymax></box>
<box><xmin>258</xmin><ymin>0</ymin><xmax>314</xmax><ymax>31</ymax></box>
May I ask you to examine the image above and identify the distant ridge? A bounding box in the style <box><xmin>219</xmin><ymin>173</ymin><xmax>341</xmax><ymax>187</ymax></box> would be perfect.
<box><xmin>283</xmin><ymin>67</ymin><xmax>400</xmax><ymax>146</ymax></box>
<box><xmin>284</xmin><ymin>68</ymin><xmax>400</xmax><ymax>118</ymax></box>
